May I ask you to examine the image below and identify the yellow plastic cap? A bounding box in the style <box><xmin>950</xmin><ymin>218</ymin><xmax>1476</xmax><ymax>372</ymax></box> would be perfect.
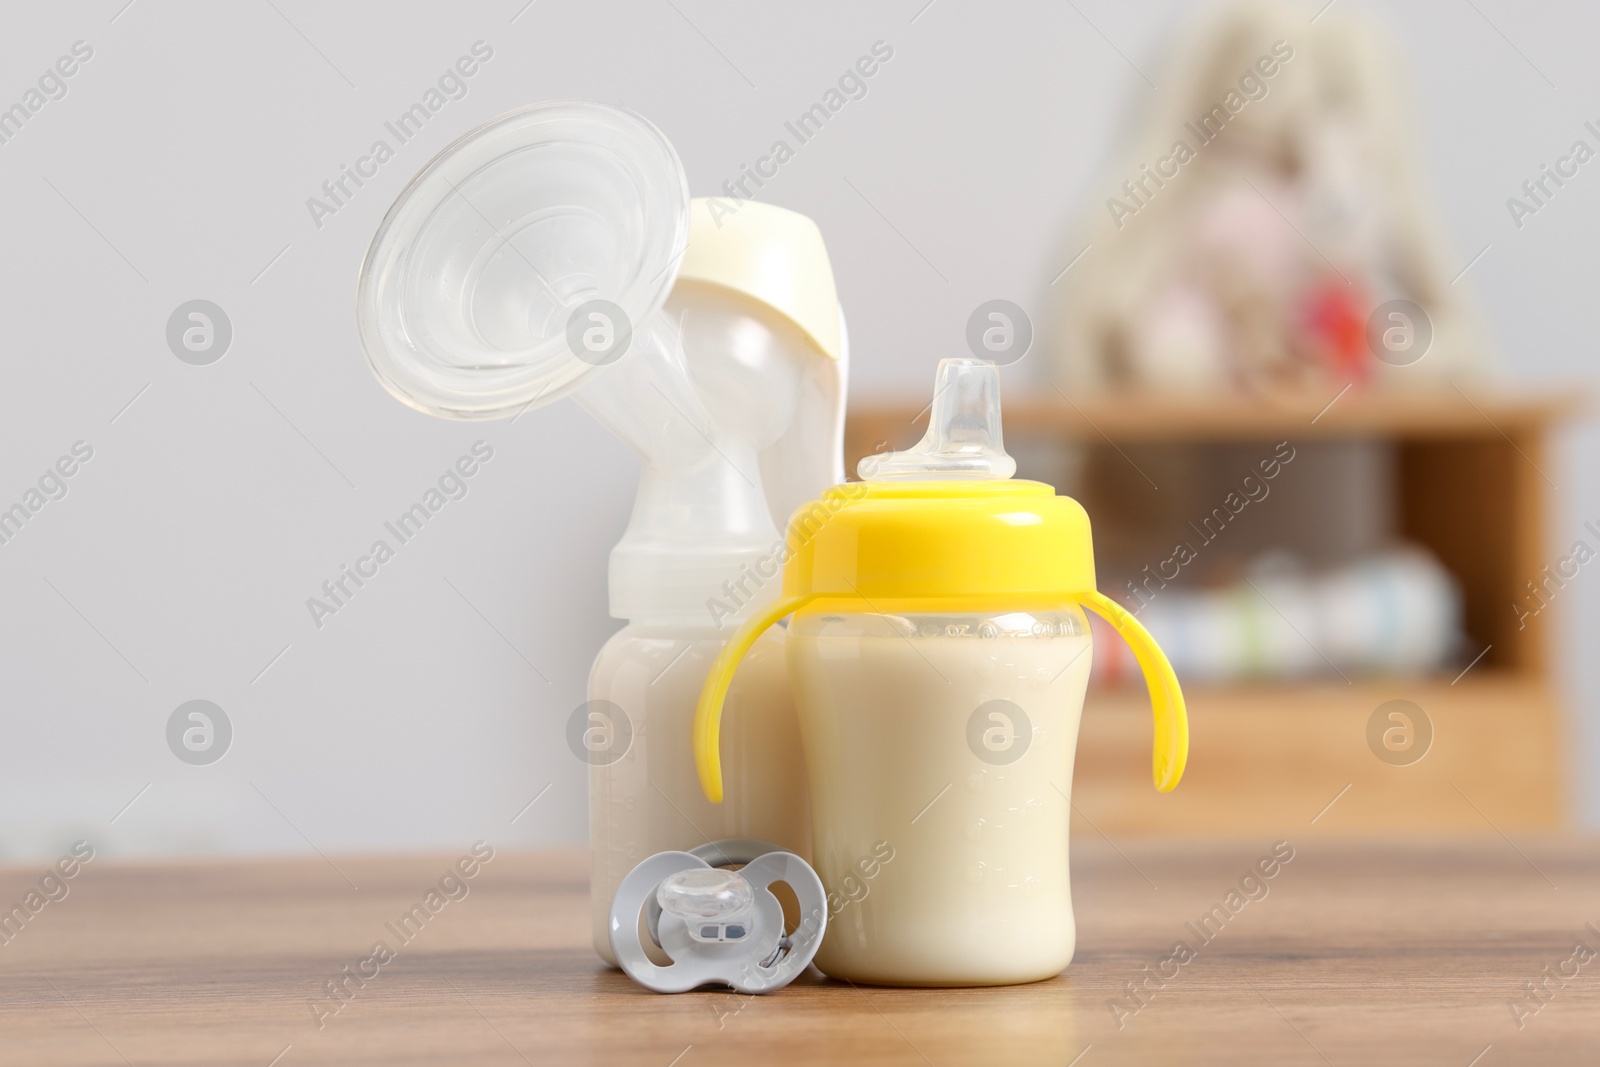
<box><xmin>679</xmin><ymin>198</ymin><xmax>843</xmax><ymax>361</ymax></box>
<box><xmin>782</xmin><ymin>479</ymin><xmax>1096</xmax><ymax>604</ymax></box>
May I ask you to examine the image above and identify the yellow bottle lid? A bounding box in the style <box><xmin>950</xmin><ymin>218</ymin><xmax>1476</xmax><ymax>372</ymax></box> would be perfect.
<box><xmin>780</xmin><ymin>478</ymin><xmax>1095</xmax><ymax>607</ymax></box>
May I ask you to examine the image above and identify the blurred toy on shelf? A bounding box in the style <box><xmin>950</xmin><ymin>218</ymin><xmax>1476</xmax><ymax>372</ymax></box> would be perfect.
<box><xmin>1052</xmin><ymin>0</ymin><xmax>1493</xmax><ymax>393</ymax></box>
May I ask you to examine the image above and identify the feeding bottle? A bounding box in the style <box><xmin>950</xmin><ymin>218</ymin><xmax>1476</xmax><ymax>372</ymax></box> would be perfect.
<box><xmin>694</xmin><ymin>358</ymin><xmax>1188</xmax><ymax>986</ymax></box>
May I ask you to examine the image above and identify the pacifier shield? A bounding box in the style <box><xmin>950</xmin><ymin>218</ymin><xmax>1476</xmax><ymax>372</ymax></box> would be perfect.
<box><xmin>608</xmin><ymin>846</ymin><xmax>826</xmax><ymax>994</ymax></box>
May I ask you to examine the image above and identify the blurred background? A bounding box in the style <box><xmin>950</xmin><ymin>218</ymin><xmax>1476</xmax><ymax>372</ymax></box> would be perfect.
<box><xmin>1</xmin><ymin>0</ymin><xmax>1595</xmax><ymax>859</ymax></box>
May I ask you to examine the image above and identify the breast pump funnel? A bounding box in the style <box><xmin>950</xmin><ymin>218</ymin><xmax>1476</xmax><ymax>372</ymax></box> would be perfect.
<box><xmin>357</xmin><ymin>101</ymin><xmax>690</xmax><ymax>422</ymax></box>
<box><xmin>356</xmin><ymin>101</ymin><xmax>846</xmax><ymax>625</ymax></box>
<box><xmin>356</xmin><ymin>101</ymin><xmax>845</xmax><ymax>969</ymax></box>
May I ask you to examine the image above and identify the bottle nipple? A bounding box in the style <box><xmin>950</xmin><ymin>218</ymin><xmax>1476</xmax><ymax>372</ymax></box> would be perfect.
<box><xmin>858</xmin><ymin>358</ymin><xmax>1017</xmax><ymax>481</ymax></box>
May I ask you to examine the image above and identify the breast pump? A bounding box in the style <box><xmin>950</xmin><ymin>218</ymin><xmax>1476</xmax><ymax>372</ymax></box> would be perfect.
<box><xmin>354</xmin><ymin>101</ymin><xmax>847</xmax><ymax>969</ymax></box>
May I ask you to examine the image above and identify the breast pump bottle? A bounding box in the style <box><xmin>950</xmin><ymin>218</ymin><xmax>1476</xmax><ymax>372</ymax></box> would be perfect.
<box><xmin>694</xmin><ymin>359</ymin><xmax>1188</xmax><ymax>986</ymax></box>
<box><xmin>353</xmin><ymin>102</ymin><xmax>848</xmax><ymax>965</ymax></box>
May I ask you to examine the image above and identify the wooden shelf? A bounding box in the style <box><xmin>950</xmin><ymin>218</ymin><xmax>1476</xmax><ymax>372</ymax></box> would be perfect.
<box><xmin>846</xmin><ymin>384</ymin><xmax>1586</xmax><ymax>835</ymax></box>
<box><xmin>846</xmin><ymin>386</ymin><xmax>1584</xmax><ymax>450</ymax></box>
<box><xmin>1074</xmin><ymin>672</ymin><xmax>1564</xmax><ymax>836</ymax></box>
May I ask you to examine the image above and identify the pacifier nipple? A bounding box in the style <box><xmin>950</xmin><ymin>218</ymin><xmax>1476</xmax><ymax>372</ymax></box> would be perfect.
<box><xmin>858</xmin><ymin>358</ymin><xmax>1017</xmax><ymax>480</ymax></box>
<box><xmin>657</xmin><ymin>867</ymin><xmax>755</xmax><ymax>942</ymax></box>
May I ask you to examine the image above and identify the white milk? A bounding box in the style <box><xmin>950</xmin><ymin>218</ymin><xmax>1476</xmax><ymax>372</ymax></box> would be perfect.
<box><xmin>589</xmin><ymin>626</ymin><xmax>810</xmax><ymax>965</ymax></box>
<box><xmin>789</xmin><ymin>607</ymin><xmax>1091</xmax><ymax>986</ymax></box>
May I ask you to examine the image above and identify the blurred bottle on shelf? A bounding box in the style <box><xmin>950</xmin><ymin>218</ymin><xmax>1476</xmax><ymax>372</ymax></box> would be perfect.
<box><xmin>1092</xmin><ymin>546</ymin><xmax>1465</xmax><ymax>684</ymax></box>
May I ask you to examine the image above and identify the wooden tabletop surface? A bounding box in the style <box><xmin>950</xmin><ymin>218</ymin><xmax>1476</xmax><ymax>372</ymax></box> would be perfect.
<box><xmin>3</xmin><ymin>838</ymin><xmax>1599</xmax><ymax>1066</ymax></box>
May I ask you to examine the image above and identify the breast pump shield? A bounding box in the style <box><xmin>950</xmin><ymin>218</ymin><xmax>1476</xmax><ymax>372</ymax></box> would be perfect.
<box><xmin>356</xmin><ymin>101</ymin><xmax>846</xmax><ymax>969</ymax></box>
<box><xmin>358</xmin><ymin>101</ymin><xmax>689</xmax><ymax>421</ymax></box>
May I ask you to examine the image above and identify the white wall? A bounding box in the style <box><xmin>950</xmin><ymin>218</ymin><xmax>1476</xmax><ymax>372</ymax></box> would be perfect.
<box><xmin>1</xmin><ymin>0</ymin><xmax>1595</xmax><ymax>859</ymax></box>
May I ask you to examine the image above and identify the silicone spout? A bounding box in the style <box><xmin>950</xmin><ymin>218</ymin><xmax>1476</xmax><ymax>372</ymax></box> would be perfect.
<box><xmin>857</xmin><ymin>358</ymin><xmax>1016</xmax><ymax>481</ymax></box>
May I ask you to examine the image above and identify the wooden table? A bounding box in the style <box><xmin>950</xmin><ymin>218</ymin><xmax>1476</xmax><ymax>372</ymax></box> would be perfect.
<box><xmin>4</xmin><ymin>839</ymin><xmax>1599</xmax><ymax>1065</ymax></box>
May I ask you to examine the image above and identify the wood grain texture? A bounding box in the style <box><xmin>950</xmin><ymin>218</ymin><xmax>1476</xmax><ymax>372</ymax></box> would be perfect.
<box><xmin>1074</xmin><ymin>674</ymin><xmax>1565</xmax><ymax>836</ymax></box>
<box><xmin>3</xmin><ymin>841</ymin><xmax>1600</xmax><ymax>1066</ymax></box>
<box><xmin>1397</xmin><ymin>435</ymin><xmax>1549</xmax><ymax>676</ymax></box>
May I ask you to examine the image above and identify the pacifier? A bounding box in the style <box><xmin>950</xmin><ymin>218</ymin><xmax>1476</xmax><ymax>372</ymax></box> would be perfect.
<box><xmin>608</xmin><ymin>839</ymin><xmax>826</xmax><ymax>993</ymax></box>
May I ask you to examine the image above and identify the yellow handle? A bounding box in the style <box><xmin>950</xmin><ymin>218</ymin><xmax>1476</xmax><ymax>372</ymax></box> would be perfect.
<box><xmin>694</xmin><ymin>594</ymin><xmax>814</xmax><ymax>803</ymax></box>
<box><xmin>1079</xmin><ymin>590</ymin><xmax>1188</xmax><ymax>791</ymax></box>
<box><xmin>693</xmin><ymin>589</ymin><xmax>1188</xmax><ymax>802</ymax></box>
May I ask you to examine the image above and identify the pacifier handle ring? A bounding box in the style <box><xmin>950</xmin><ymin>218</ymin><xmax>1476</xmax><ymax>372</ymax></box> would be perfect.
<box><xmin>688</xmin><ymin>838</ymin><xmax>789</xmax><ymax>867</ymax></box>
<box><xmin>731</xmin><ymin>851</ymin><xmax>828</xmax><ymax>986</ymax></box>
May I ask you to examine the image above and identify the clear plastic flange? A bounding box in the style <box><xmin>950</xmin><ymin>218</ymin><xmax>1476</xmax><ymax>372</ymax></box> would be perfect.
<box><xmin>356</xmin><ymin>101</ymin><xmax>690</xmax><ymax>421</ymax></box>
